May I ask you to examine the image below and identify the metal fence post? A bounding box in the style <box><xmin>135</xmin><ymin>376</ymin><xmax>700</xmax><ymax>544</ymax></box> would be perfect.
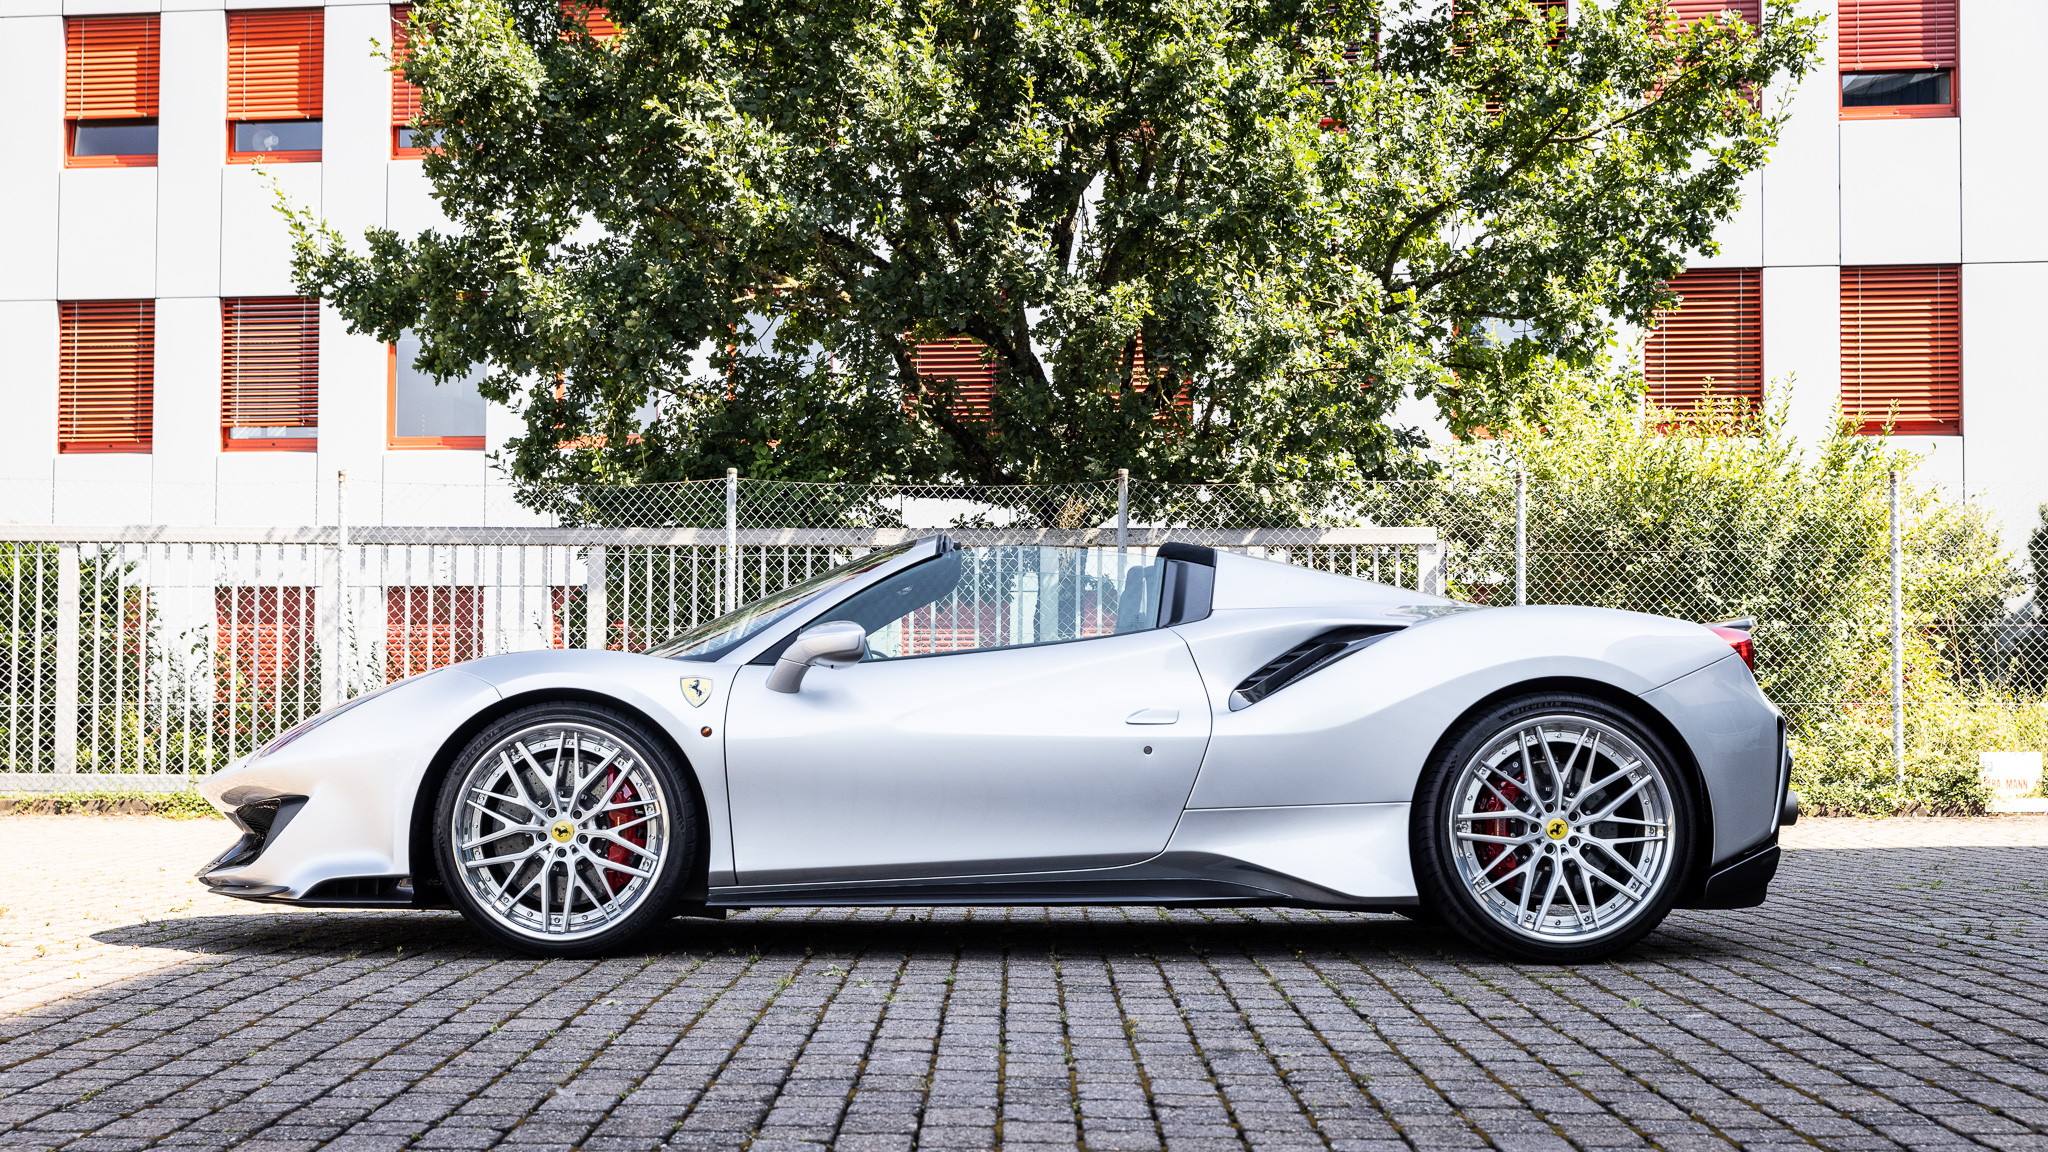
<box><xmin>1889</xmin><ymin>468</ymin><xmax>1905</xmax><ymax>785</ymax></box>
<box><xmin>1514</xmin><ymin>468</ymin><xmax>1528</xmax><ymax>607</ymax></box>
<box><xmin>54</xmin><ymin>543</ymin><xmax>79</xmax><ymax>773</ymax></box>
<box><xmin>1116</xmin><ymin>469</ymin><xmax>1130</xmax><ymax>555</ymax></box>
<box><xmin>585</xmin><ymin>546</ymin><xmax>608</xmax><ymax>650</ymax></box>
<box><xmin>724</xmin><ymin>468</ymin><xmax>739</xmax><ymax>613</ymax></box>
<box><xmin>326</xmin><ymin>470</ymin><xmax>350</xmax><ymax>708</ymax></box>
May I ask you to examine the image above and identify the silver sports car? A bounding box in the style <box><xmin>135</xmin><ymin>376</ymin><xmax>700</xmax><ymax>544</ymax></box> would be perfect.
<box><xmin>198</xmin><ymin>537</ymin><xmax>1795</xmax><ymax>963</ymax></box>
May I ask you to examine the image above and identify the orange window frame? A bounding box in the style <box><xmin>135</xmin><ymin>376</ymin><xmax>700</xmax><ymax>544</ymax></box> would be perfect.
<box><xmin>1840</xmin><ymin>265</ymin><xmax>1961</xmax><ymax>437</ymax></box>
<box><xmin>226</xmin><ymin>9</ymin><xmax>324</xmax><ymax>163</ymax></box>
<box><xmin>58</xmin><ymin>300</ymin><xmax>155</xmax><ymax>454</ymax></box>
<box><xmin>65</xmin><ymin>15</ymin><xmax>160</xmax><ymax>169</ymax></box>
<box><xmin>1838</xmin><ymin>0</ymin><xmax>1958</xmax><ymax>120</ymax></box>
<box><xmin>222</xmin><ymin>297</ymin><xmax>320</xmax><ymax>451</ymax></box>
<box><xmin>387</xmin><ymin>343</ymin><xmax>486</xmax><ymax>449</ymax></box>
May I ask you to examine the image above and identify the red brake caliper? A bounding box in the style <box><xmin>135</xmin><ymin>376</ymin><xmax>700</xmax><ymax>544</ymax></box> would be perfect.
<box><xmin>1474</xmin><ymin>778</ymin><xmax>1526</xmax><ymax>898</ymax></box>
<box><xmin>602</xmin><ymin>768</ymin><xmax>647</xmax><ymax>893</ymax></box>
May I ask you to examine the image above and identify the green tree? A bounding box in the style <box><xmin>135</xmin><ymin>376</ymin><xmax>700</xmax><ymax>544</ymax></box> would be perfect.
<box><xmin>288</xmin><ymin>0</ymin><xmax>1820</xmax><ymax>499</ymax></box>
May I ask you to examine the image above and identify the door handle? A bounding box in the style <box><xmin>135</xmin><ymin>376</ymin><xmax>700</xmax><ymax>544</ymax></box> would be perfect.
<box><xmin>1126</xmin><ymin>708</ymin><xmax>1179</xmax><ymax>725</ymax></box>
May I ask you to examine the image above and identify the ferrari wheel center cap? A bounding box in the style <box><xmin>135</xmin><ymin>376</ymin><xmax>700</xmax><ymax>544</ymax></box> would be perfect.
<box><xmin>549</xmin><ymin>819</ymin><xmax>576</xmax><ymax>844</ymax></box>
<box><xmin>1544</xmin><ymin>817</ymin><xmax>1571</xmax><ymax>842</ymax></box>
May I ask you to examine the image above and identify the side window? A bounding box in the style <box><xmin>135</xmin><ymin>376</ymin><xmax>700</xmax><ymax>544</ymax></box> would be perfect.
<box><xmin>827</xmin><ymin>546</ymin><xmax>1164</xmax><ymax>659</ymax></box>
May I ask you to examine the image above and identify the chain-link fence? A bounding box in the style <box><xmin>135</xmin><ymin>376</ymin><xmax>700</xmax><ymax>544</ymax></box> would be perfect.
<box><xmin>3</xmin><ymin>472</ymin><xmax>2043</xmax><ymax>803</ymax></box>
<box><xmin>0</xmin><ymin>476</ymin><xmax>1443</xmax><ymax>786</ymax></box>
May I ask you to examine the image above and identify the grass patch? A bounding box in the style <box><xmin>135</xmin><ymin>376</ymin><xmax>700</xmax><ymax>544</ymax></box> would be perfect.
<box><xmin>0</xmin><ymin>790</ymin><xmax>220</xmax><ymax>818</ymax></box>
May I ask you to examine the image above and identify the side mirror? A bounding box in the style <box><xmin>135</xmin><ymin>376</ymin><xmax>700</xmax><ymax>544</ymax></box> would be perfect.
<box><xmin>765</xmin><ymin>620</ymin><xmax>869</xmax><ymax>694</ymax></box>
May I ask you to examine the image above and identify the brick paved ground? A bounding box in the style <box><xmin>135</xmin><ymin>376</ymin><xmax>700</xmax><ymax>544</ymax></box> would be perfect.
<box><xmin>3</xmin><ymin>815</ymin><xmax>2048</xmax><ymax>1152</ymax></box>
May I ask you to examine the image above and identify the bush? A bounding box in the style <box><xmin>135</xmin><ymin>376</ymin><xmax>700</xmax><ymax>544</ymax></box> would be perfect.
<box><xmin>1419</xmin><ymin>394</ymin><xmax>2027</xmax><ymax>816</ymax></box>
<box><xmin>1790</xmin><ymin>715</ymin><xmax>1998</xmax><ymax>817</ymax></box>
<box><xmin>0</xmin><ymin>789</ymin><xmax>221</xmax><ymax>818</ymax></box>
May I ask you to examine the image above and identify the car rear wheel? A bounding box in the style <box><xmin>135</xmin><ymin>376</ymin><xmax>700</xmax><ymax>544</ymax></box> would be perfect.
<box><xmin>436</xmin><ymin>702</ymin><xmax>696</xmax><ymax>958</ymax></box>
<box><xmin>1411</xmin><ymin>692</ymin><xmax>1697</xmax><ymax>964</ymax></box>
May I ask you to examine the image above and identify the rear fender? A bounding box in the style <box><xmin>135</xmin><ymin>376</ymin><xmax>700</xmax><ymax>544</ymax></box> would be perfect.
<box><xmin>1178</xmin><ymin>604</ymin><xmax>1735</xmax><ymax>811</ymax></box>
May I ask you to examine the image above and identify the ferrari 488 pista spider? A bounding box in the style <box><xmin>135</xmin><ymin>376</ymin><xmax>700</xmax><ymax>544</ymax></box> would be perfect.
<box><xmin>198</xmin><ymin>537</ymin><xmax>1795</xmax><ymax>963</ymax></box>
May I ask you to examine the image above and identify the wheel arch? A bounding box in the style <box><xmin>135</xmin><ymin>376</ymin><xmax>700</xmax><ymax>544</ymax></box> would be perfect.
<box><xmin>1413</xmin><ymin>675</ymin><xmax>1716</xmax><ymax>899</ymax></box>
<box><xmin>407</xmin><ymin>687</ymin><xmax>713</xmax><ymax>910</ymax></box>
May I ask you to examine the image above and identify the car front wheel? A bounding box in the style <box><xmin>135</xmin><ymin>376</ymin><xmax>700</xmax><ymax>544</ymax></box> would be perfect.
<box><xmin>1412</xmin><ymin>693</ymin><xmax>1698</xmax><ymax>964</ymax></box>
<box><xmin>436</xmin><ymin>702</ymin><xmax>696</xmax><ymax>957</ymax></box>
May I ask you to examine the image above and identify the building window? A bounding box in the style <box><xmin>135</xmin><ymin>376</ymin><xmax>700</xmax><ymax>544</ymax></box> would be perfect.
<box><xmin>227</xmin><ymin>9</ymin><xmax>323</xmax><ymax>162</ymax></box>
<box><xmin>222</xmin><ymin>297</ymin><xmax>319</xmax><ymax>451</ymax></box>
<box><xmin>1643</xmin><ymin>268</ymin><xmax>1763</xmax><ymax>417</ymax></box>
<box><xmin>562</xmin><ymin>2</ymin><xmax>619</xmax><ymax>38</ymax></box>
<box><xmin>1841</xmin><ymin>265</ymin><xmax>1960</xmax><ymax>436</ymax></box>
<box><xmin>390</xmin><ymin>6</ymin><xmax>428</xmax><ymax>158</ymax></box>
<box><xmin>389</xmin><ymin>332</ymin><xmax>487</xmax><ymax>448</ymax></box>
<box><xmin>58</xmin><ymin>300</ymin><xmax>154</xmax><ymax>454</ymax></box>
<box><xmin>387</xmin><ymin>587</ymin><xmax>483</xmax><ymax>680</ymax></box>
<box><xmin>65</xmin><ymin>16</ymin><xmax>159</xmax><ymax>168</ymax></box>
<box><xmin>1839</xmin><ymin>0</ymin><xmax>1957</xmax><ymax>119</ymax></box>
<box><xmin>912</xmin><ymin>338</ymin><xmax>999</xmax><ymax>422</ymax></box>
<box><xmin>214</xmin><ymin>586</ymin><xmax>317</xmax><ymax>705</ymax></box>
<box><xmin>1664</xmin><ymin>0</ymin><xmax>1760</xmax><ymax>22</ymax></box>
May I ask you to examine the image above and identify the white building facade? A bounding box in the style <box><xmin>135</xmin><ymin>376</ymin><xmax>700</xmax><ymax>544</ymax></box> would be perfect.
<box><xmin>0</xmin><ymin>0</ymin><xmax>2040</xmax><ymax>526</ymax></box>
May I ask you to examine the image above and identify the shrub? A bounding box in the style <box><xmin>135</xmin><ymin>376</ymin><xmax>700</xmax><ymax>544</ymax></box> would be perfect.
<box><xmin>1417</xmin><ymin>394</ymin><xmax>2025</xmax><ymax>816</ymax></box>
<box><xmin>0</xmin><ymin>789</ymin><xmax>221</xmax><ymax>818</ymax></box>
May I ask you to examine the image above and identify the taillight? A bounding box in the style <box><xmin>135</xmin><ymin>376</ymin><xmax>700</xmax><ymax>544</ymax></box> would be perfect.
<box><xmin>1708</xmin><ymin>625</ymin><xmax>1754</xmax><ymax>671</ymax></box>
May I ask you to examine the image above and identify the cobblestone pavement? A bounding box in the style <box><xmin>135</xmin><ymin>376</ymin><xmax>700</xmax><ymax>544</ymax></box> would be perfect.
<box><xmin>3</xmin><ymin>816</ymin><xmax>2048</xmax><ymax>1152</ymax></box>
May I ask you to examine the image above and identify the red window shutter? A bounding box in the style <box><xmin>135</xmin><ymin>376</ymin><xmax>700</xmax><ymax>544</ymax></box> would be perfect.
<box><xmin>1644</xmin><ymin>268</ymin><xmax>1763</xmax><ymax>415</ymax></box>
<box><xmin>66</xmin><ymin>15</ymin><xmax>159</xmax><ymax>119</ymax></box>
<box><xmin>1841</xmin><ymin>265</ymin><xmax>1961</xmax><ymax>436</ymax></box>
<box><xmin>58</xmin><ymin>300</ymin><xmax>154</xmax><ymax>453</ymax></box>
<box><xmin>387</xmin><ymin>587</ymin><xmax>484</xmax><ymax>680</ymax></box>
<box><xmin>562</xmin><ymin>2</ymin><xmax>619</xmax><ymax>38</ymax></box>
<box><xmin>913</xmin><ymin>337</ymin><xmax>999</xmax><ymax>421</ymax></box>
<box><xmin>391</xmin><ymin>5</ymin><xmax>420</xmax><ymax>128</ymax></box>
<box><xmin>222</xmin><ymin>297</ymin><xmax>320</xmax><ymax>449</ymax></box>
<box><xmin>1454</xmin><ymin>0</ymin><xmax>1566</xmax><ymax>49</ymax></box>
<box><xmin>1839</xmin><ymin>0</ymin><xmax>1958</xmax><ymax>71</ymax></box>
<box><xmin>228</xmin><ymin>9</ymin><xmax>324</xmax><ymax>120</ymax></box>
<box><xmin>214</xmin><ymin>587</ymin><xmax>316</xmax><ymax>701</ymax></box>
<box><xmin>1665</xmin><ymin>0</ymin><xmax>1761</xmax><ymax>22</ymax></box>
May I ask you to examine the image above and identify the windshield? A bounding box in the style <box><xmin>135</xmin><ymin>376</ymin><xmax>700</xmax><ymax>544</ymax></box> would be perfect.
<box><xmin>645</xmin><ymin>542</ymin><xmax>920</xmax><ymax>661</ymax></box>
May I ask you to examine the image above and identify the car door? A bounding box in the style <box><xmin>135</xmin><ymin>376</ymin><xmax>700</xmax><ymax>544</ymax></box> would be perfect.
<box><xmin>722</xmin><ymin>546</ymin><xmax>1213</xmax><ymax>885</ymax></box>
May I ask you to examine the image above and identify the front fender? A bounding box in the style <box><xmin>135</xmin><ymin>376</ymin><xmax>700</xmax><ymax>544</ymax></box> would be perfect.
<box><xmin>198</xmin><ymin>668</ymin><xmax>503</xmax><ymax>898</ymax></box>
<box><xmin>453</xmin><ymin>650</ymin><xmax>737</xmax><ymax>884</ymax></box>
<box><xmin>1178</xmin><ymin>604</ymin><xmax>1736</xmax><ymax>810</ymax></box>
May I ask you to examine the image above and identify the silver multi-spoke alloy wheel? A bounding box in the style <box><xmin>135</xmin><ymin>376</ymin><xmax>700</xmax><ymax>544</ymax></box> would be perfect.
<box><xmin>449</xmin><ymin>720</ymin><xmax>671</xmax><ymax>944</ymax></box>
<box><xmin>1446</xmin><ymin>714</ymin><xmax>1675</xmax><ymax>944</ymax></box>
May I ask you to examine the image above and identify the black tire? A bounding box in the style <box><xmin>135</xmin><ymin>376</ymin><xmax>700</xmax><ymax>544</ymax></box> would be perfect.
<box><xmin>1410</xmin><ymin>691</ymin><xmax>1699</xmax><ymax>964</ymax></box>
<box><xmin>435</xmin><ymin>701</ymin><xmax>698</xmax><ymax>958</ymax></box>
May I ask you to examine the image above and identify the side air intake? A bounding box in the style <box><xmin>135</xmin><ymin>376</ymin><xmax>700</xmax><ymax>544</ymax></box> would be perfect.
<box><xmin>1228</xmin><ymin>626</ymin><xmax>1401</xmax><ymax>710</ymax></box>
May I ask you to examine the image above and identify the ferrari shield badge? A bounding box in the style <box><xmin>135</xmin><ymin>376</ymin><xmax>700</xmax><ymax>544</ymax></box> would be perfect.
<box><xmin>679</xmin><ymin>677</ymin><xmax>714</xmax><ymax>708</ymax></box>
